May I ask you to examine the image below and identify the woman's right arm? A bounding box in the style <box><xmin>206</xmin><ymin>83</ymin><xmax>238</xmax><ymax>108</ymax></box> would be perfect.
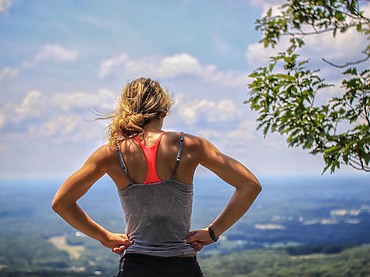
<box><xmin>186</xmin><ymin>137</ymin><xmax>262</xmax><ymax>248</ymax></box>
<box><xmin>52</xmin><ymin>146</ymin><xmax>133</xmax><ymax>253</ymax></box>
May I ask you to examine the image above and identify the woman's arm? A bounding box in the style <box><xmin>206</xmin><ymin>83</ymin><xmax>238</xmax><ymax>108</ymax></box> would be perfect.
<box><xmin>186</xmin><ymin>137</ymin><xmax>262</xmax><ymax>248</ymax></box>
<box><xmin>51</xmin><ymin>146</ymin><xmax>133</xmax><ymax>253</ymax></box>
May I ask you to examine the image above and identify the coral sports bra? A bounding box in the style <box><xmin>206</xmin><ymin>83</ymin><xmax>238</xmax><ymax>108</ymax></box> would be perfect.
<box><xmin>116</xmin><ymin>132</ymin><xmax>185</xmax><ymax>185</ymax></box>
<box><xmin>133</xmin><ymin>132</ymin><xmax>165</xmax><ymax>184</ymax></box>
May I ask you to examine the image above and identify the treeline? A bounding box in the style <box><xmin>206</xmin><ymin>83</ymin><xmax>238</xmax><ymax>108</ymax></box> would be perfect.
<box><xmin>1</xmin><ymin>272</ymin><xmax>86</xmax><ymax>277</ymax></box>
<box><xmin>199</xmin><ymin>245</ymin><xmax>370</xmax><ymax>277</ymax></box>
<box><xmin>286</xmin><ymin>244</ymin><xmax>347</xmax><ymax>256</ymax></box>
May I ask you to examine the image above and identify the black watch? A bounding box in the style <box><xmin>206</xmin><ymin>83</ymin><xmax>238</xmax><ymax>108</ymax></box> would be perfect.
<box><xmin>208</xmin><ymin>225</ymin><xmax>219</xmax><ymax>242</ymax></box>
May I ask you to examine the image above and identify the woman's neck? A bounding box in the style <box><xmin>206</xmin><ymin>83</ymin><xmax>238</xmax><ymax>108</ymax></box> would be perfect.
<box><xmin>143</xmin><ymin>118</ymin><xmax>164</xmax><ymax>133</ymax></box>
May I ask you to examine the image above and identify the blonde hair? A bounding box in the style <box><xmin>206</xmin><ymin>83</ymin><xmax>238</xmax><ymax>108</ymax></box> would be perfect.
<box><xmin>108</xmin><ymin>78</ymin><xmax>173</xmax><ymax>147</ymax></box>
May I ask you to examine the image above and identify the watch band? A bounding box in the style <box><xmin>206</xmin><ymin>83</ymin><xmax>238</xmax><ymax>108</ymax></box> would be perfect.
<box><xmin>208</xmin><ymin>225</ymin><xmax>219</xmax><ymax>242</ymax></box>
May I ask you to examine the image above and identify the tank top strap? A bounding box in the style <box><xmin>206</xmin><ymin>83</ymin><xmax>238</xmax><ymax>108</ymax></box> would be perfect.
<box><xmin>171</xmin><ymin>132</ymin><xmax>185</xmax><ymax>179</ymax></box>
<box><xmin>116</xmin><ymin>144</ymin><xmax>134</xmax><ymax>184</ymax></box>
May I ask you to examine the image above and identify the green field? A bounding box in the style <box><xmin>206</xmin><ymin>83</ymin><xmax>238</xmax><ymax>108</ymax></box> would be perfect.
<box><xmin>1</xmin><ymin>236</ymin><xmax>369</xmax><ymax>277</ymax></box>
<box><xmin>200</xmin><ymin>245</ymin><xmax>370</xmax><ymax>277</ymax></box>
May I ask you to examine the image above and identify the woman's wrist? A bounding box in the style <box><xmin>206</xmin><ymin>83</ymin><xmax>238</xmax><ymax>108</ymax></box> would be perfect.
<box><xmin>94</xmin><ymin>228</ymin><xmax>112</xmax><ymax>244</ymax></box>
<box><xmin>207</xmin><ymin>224</ymin><xmax>219</xmax><ymax>242</ymax></box>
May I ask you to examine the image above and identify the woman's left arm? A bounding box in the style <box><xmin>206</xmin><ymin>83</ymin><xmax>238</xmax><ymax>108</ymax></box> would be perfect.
<box><xmin>52</xmin><ymin>147</ymin><xmax>132</xmax><ymax>253</ymax></box>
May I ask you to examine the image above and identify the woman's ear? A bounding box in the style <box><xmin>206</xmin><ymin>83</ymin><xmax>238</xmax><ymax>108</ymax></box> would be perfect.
<box><xmin>160</xmin><ymin>112</ymin><xmax>167</xmax><ymax>118</ymax></box>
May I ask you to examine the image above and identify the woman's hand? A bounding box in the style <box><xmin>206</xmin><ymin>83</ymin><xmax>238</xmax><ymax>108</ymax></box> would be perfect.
<box><xmin>185</xmin><ymin>228</ymin><xmax>214</xmax><ymax>251</ymax></box>
<box><xmin>100</xmin><ymin>232</ymin><xmax>134</xmax><ymax>254</ymax></box>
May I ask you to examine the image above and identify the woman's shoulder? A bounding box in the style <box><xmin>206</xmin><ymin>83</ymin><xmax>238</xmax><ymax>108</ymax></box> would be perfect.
<box><xmin>164</xmin><ymin>131</ymin><xmax>203</xmax><ymax>145</ymax></box>
<box><xmin>163</xmin><ymin>132</ymin><xmax>211</xmax><ymax>156</ymax></box>
<box><xmin>89</xmin><ymin>144</ymin><xmax>118</xmax><ymax>164</ymax></box>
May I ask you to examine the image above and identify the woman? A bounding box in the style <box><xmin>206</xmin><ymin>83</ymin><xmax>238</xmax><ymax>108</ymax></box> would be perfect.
<box><xmin>52</xmin><ymin>77</ymin><xmax>262</xmax><ymax>277</ymax></box>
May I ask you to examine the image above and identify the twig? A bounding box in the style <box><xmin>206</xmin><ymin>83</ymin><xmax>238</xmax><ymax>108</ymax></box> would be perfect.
<box><xmin>287</xmin><ymin>27</ymin><xmax>336</xmax><ymax>36</ymax></box>
<box><xmin>322</xmin><ymin>52</ymin><xmax>370</xmax><ymax>68</ymax></box>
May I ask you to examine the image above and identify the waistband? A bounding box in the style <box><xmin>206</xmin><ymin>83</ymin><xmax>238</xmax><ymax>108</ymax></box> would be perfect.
<box><xmin>122</xmin><ymin>253</ymin><xmax>196</xmax><ymax>261</ymax></box>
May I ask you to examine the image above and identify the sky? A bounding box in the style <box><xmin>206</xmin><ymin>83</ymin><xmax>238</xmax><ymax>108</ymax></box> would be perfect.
<box><xmin>0</xmin><ymin>0</ymin><xmax>369</xmax><ymax>179</ymax></box>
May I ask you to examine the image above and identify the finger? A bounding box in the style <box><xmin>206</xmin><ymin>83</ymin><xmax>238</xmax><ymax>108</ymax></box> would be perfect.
<box><xmin>111</xmin><ymin>248</ymin><xmax>121</xmax><ymax>254</ymax></box>
<box><xmin>191</xmin><ymin>241</ymin><xmax>203</xmax><ymax>251</ymax></box>
<box><xmin>185</xmin><ymin>233</ymin><xmax>198</xmax><ymax>243</ymax></box>
<box><xmin>116</xmin><ymin>236</ymin><xmax>134</xmax><ymax>245</ymax></box>
<box><xmin>185</xmin><ymin>237</ymin><xmax>194</xmax><ymax>243</ymax></box>
<box><xmin>116</xmin><ymin>234</ymin><xmax>133</xmax><ymax>244</ymax></box>
<box><xmin>120</xmin><ymin>240</ymin><xmax>134</xmax><ymax>245</ymax></box>
<box><xmin>193</xmin><ymin>242</ymin><xmax>203</xmax><ymax>251</ymax></box>
<box><xmin>188</xmin><ymin>231</ymin><xmax>196</xmax><ymax>237</ymax></box>
<box><xmin>112</xmin><ymin>245</ymin><xmax>126</xmax><ymax>254</ymax></box>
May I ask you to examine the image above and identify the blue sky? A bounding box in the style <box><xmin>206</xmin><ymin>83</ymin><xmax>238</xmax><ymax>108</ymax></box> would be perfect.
<box><xmin>0</xmin><ymin>0</ymin><xmax>368</xmax><ymax>179</ymax></box>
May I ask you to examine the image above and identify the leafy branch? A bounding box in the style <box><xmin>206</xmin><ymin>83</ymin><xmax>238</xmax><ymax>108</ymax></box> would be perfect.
<box><xmin>247</xmin><ymin>0</ymin><xmax>370</xmax><ymax>173</ymax></box>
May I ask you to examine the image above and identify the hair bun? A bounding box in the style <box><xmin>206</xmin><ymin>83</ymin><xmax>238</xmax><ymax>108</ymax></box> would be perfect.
<box><xmin>108</xmin><ymin>77</ymin><xmax>173</xmax><ymax>145</ymax></box>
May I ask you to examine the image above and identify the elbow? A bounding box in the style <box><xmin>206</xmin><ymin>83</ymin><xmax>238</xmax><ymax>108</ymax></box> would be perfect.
<box><xmin>256</xmin><ymin>181</ymin><xmax>262</xmax><ymax>194</ymax></box>
<box><xmin>252</xmin><ymin>180</ymin><xmax>262</xmax><ymax>195</ymax></box>
<box><xmin>247</xmin><ymin>179</ymin><xmax>262</xmax><ymax>196</ymax></box>
<box><xmin>51</xmin><ymin>198</ymin><xmax>62</xmax><ymax>213</ymax></box>
<box><xmin>237</xmin><ymin>179</ymin><xmax>262</xmax><ymax>197</ymax></box>
<box><xmin>51</xmin><ymin>197</ymin><xmax>68</xmax><ymax>214</ymax></box>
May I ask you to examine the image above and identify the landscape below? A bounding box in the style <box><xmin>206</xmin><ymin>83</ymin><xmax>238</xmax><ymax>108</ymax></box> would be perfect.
<box><xmin>0</xmin><ymin>175</ymin><xmax>369</xmax><ymax>276</ymax></box>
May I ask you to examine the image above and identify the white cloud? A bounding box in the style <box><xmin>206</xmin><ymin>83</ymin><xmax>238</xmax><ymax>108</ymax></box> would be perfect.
<box><xmin>37</xmin><ymin>115</ymin><xmax>80</xmax><ymax>137</ymax></box>
<box><xmin>0</xmin><ymin>0</ymin><xmax>11</xmax><ymax>13</ymax></box>
<box><xmin>226</xmin><ymin>121</ymin><xmax>256</xmax><ymax>142</ymax></box>
<box><xmin>249</xmin><ymin>0</ymin><xmax>284</xmax><ymax>7</ymax></box>
<box><xmin>249</xmin><ymin>0</ymin><xmax>284</xmax><ymax>15</ymax></box>
<box><xmin>364</xmin><ymin>3</ymin><xmax>370</xmax><ymax>17</ymax></box>
<box><xmin>34</xmin><ymin>44</ymin><xmax>79</xmax><ymax>62</ymax></box>
<box><xmin>0</xmin><ymin>110</ymin><xmax>5</xmax><ymax>129</ymax></box>
<box><xmin>53</xmin><ymin>88</ymin><xmax>116</xmax><ymax>112</ymax></box>
<box><xmin>246</xmin><ymin>38</ymin><xmax>290</xmax><ymax>66</ymax></box>
<box><xmin>159</xmin><ymin>54</ymin><xmax>215</xmax><ymax>78</ymax></box>
<box><xmin>8</xmin><ymin>88</ymin><xmax>115</xmax><ymax>128</ymax></box>
<box><xmin>1</xmin><ymin>88</ymin><xmax>113</xmax><ymax>149</ymax></box>
<box><xmin>302</xmin><ymin>28</ymin><xmax>367</xmax><ymax>63</ymax></box>
<box><xmin>192</xmin><ymin>120</ymin><xmax>257</xmax><ymax>146</ymax></box>
<box><xmin>99</xmin><ymin>54</ymin><xmax>130</xmax><ymax>78</ymax></box>
<box><xmin>99</xmin><ymin>53</ymin><xmax>209</xmax><ymax>78</ymax></box>
<box><xmin>177</xmin><ymin>98</ymin><xmax>243</xmax><ymax>125</ymax></box>
<box><xmin>0</xmin><ymin>67</ymin><xmax>18</xmax><ymax>80</ymax></box>
<box><xmin>99</xmin><ymin>53</ymin><xmax>248</xmax><ymax>87</ymax></box>
<box><xmin>15</xmin><ymin>90</ymin><xmax>44</xmax><ymax>119</ymax></box>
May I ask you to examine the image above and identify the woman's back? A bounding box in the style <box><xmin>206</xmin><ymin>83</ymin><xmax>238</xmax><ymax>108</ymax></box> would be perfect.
<box><xmin>117</xmin><ymin>131</ymin><xmax>200</xmax><ymax>187</ymax></box>
<box><xmin>116</xmin><ymin>131</ymin><xmax>198</xmax><ymax>257</ymax></box>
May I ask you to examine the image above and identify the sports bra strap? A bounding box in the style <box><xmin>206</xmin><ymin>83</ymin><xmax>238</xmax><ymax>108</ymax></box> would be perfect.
<box><xmin>171</xmin><ymin>132</ymin><xmax>185</xmax><ymax>179</ymax></box>
<box><xmin>116</xmin><ymin>145</ymin><xmax>134</xmax><ymax>184</ymax></box>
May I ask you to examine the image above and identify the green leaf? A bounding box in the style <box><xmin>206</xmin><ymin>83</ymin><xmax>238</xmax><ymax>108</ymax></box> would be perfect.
<box><xmin>267</xmin><ymin>7</ymin><xmax>272</xmax><ymax>17</ymax></box>
<box><xmin>356</xmin><ymin>23</ymin><xmax>363</xmax><ymax>32</ymax></box>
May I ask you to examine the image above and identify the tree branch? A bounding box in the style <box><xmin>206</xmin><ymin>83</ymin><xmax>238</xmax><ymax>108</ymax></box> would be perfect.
<box><xmin>287</xmin><ymin>27</ymin><xmax>336</xmax><ymax>36</ymax></box>
<box><xmin>347</xmin><ymin>155</ymin><xmax>370</xmax><ymax>171</ymax></box>
<box><xmin>322</xmin><ymin>52</ymin><xmax>370</xmax><ymax>68</ymax></box>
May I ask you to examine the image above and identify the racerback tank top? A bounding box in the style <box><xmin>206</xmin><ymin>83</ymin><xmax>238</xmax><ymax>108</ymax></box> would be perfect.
<box><xmin>116</xmin><ymin>132</ymin><xmax>195</xmax><ymax>257</ymax></box>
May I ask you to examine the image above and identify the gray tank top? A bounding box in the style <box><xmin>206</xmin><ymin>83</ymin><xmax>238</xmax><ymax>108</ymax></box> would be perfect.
<box><xmin>116</xmin><ymin>133</ymin><xmax>196</xmax><ymax>257</ymax></box>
